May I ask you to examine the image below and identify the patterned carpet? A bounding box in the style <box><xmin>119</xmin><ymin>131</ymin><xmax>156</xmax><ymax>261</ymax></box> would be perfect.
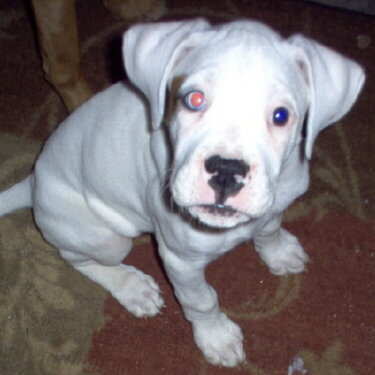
<box><xmin>0</xmin><ymin>1</ymin><xmax>374</xmax><ymax>374</ymax></box>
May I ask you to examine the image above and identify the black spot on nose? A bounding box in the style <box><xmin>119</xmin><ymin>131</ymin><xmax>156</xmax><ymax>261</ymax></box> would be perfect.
<box><xmin>205</xmin><ymin>155</ymin><xmax>250</xmax><ymax>204</ymax></box>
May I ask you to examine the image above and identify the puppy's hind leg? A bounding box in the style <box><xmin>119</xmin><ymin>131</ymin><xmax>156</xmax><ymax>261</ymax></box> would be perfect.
<box><xmin>59</xmin><ymin>236</ymin><xmax>164</xmax><ymax>318</ymax></box>
<box><xmin>34</xmin><ymin>183</ymin><xmax>164</xmax><ymax>317</ymax></box>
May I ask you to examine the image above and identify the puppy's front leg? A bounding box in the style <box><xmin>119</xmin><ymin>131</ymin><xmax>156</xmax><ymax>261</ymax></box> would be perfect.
<box><xmin>159</xmin><ymin>243</ymin><xmax>246</xmax><ymax>367</ymax></box>
<box><xmin>254</xmin><ymin>215</ymin><xmax>309</xmax><ymax>275</ymax></box>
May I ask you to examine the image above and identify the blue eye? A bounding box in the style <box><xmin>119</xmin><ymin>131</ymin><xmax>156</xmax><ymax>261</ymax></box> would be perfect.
<box><xmin>273</xmin><ymin>107</ymin><xmax>289</xmax><ymax>126</ymax></box>
<box><xmin>183</xmin><ymin>91</ymin><xmax>206</xmax><ymax>111</ymax></box>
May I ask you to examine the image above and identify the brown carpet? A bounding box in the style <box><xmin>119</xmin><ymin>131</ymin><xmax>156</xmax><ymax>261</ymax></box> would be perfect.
<box><xmin>0</xmin><ymin>1</ymin><xmax>374</xmax><ymax>374</ymax></box>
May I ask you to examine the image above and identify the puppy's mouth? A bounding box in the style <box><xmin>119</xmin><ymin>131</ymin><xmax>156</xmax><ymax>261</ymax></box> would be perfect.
<box><xmin>199</xmin><ymin>204</ymin><xmax>239</xmax><ymax>216</ymax></box>
<box><xmin>187</xmin><ymin>204</ymin><xmax>251</xmax><ymax>228</ymax></box>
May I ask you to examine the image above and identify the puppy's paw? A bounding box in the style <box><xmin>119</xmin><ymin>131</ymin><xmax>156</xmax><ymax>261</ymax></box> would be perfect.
<box><xmin>115</xmin><ymin>266</ymin><xmax>164</xmax><ymax>317</ymax></box>
<box><xmin>258</xmin><ymin>228</ymin><xmax>309</xmax><ymax>275</ymax></box>
<box><xmin>193</xmin><ymin>313</ymin><xmax>246</xmax><ymax>367</ymax></box>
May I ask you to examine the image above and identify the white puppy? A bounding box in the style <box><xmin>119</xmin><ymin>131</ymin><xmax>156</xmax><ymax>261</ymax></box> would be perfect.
<box><xmin>0</xmin><ymin>19</ymin><xmax>364</xmax><ymax>367</ymax></box>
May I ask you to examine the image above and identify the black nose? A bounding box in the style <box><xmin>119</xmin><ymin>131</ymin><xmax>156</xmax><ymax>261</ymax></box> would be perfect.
<box><xmin>204</xmin><ymin>155</ymin><xmax>250</xmax><ymax>204</ymax></box>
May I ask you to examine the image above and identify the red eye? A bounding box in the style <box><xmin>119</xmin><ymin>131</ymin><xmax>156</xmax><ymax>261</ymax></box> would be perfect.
<box><xmin>183</xmin><ymin>91</ymin><xmax>206</xmax><ymax>111</ymax></box>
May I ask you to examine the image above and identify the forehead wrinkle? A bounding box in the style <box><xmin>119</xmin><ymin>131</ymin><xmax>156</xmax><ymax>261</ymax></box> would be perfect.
<box><xmin>213</xmin><ymin>47</ymin><xmax>306</xmax><ymax>113</ymax></box>
<box><xmin>174</xmin><ymin>33</ymin><xmax>293</xmax><ymax>90</ymax></box>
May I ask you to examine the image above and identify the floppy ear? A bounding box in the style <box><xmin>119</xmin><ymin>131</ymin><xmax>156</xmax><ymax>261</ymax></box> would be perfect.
<box><xmin>123</xmin><ymin>19</ymin><xmax>211</xmax><ymax>129</ymax></box>
<box><xmin>288</xmin><ymin>35</ymin><xmax>365</xmax><ymax>159</ymax></box>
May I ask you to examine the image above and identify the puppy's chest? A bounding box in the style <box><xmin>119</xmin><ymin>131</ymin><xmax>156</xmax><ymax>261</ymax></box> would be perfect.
<box><xmin>170</xmin><ymin>218</ymin><xmax>265</xmax><ymax>259</ymax></box>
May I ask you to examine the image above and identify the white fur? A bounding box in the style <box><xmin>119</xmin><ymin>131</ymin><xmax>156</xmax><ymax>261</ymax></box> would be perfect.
<box><xmin>0</xmin><ymin>19</ymin><xmax>364</xmax><ymax>367</ymax></box>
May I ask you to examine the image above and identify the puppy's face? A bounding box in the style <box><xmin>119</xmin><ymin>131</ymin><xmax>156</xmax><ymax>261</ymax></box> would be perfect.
<box><xmin>167</xmin><ymin>38</ymin><xmax>308</xmax><ymax>228</ymax></box>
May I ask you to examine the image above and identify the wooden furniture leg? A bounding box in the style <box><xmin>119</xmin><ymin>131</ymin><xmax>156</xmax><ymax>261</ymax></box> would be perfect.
<box><xmin>30</xmin><ymin>0</ymin><xmax>93</xmax><ymax>112</ymax></box>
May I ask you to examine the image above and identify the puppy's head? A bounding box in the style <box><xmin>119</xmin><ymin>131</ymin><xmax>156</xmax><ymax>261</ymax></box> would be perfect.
<box><xmin>124</xmin><ymin>19</ymin><xmax>364</xmax><ymax>229</ymax></box>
